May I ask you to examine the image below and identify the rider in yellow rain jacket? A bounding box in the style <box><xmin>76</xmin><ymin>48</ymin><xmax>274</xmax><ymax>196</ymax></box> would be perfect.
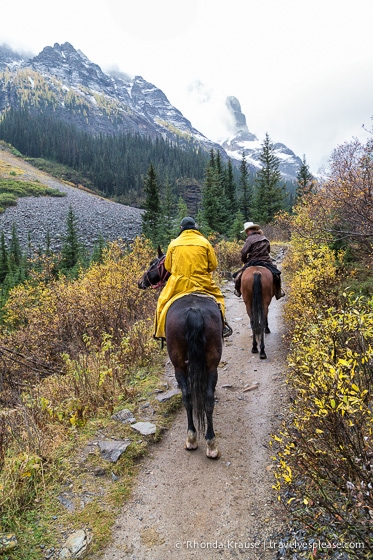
<box><xmin>154</xmin><ymin>217</ymin><xmax>232</xmax><ymax>339</ymax></box>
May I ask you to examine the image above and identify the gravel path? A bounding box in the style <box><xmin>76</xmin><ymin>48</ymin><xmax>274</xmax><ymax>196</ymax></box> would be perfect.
<box><xmin>94</xmin><ymin>281</ymin><xmax>289</xmax><ymax>560</ymax></box>
<box><xmin>0</xmin><ymin>148</ymin><xmax>143</xmax><ymax>252</ymax></box>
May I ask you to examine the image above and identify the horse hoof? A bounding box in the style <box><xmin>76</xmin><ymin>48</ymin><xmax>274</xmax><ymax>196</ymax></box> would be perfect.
<box><xmin>206</xmin><ymin>447</ymin><xmax>220</xmax><ymax>459</ymax></box>
<box><xmin>252</xmin><ymin>348</ymin><xmax>258</xmax><ymax>354</ymax></box>
<box><xmin>206</xmin><ymin>438</ymin><xmax>220</xmax><ymax>459</ymax></box>
<box><xmin>184</xmin><ymin>441</ymin><xmax>198</xmax><ymax>451</ymax></box>
<box><xmin>260</xmin><ymin>354</ymin><xmax>267</xmax><ymax>360</ymax></box>
<box><xmin>184</xmin><ymin>430</ymin><xmax>198</xmax><ymax>451</ymax></box>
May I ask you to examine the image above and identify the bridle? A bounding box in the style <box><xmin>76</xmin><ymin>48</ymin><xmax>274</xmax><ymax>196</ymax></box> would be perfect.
<box><xmin>143</xmin><ymin>255</ymin><xmax>170</xmax><ymax>289</ymax></box>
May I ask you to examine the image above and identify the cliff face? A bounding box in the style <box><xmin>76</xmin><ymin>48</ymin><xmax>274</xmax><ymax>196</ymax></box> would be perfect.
<box><xmin>221</xmin><ymin>96</ymin><xmax>303</xmax><ymax>181</ymax></box>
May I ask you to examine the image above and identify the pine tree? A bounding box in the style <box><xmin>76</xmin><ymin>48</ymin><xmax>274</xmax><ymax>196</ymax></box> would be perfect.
<box><xmin>252</xmin><ymin>133</ymin><xmax>285</xmax><ymax>223</ymax></box>
<box><xmin>142</xmin><ymin>163</ymin><xmax>162</xmax><ymax>246</ymax></box>
<box><xmin>0</xmin><ymin>232</ymin><xmax>9</xmax><ymax>283</ymax></box>
<box><xmin>224</xmin><ymin>159</ymin><xmax>237</xmax><ymax>225</ymax></box>
<box><xmin>60</xmin><ymin>205</ymin><xmax>80</xmax><ymax>271</ymax></box>
<box><xmin>159</xmin><ymin>176</ymin><xmax>177</xmax><ymax>247</ymax></box>
<box><xmin>91</xmin><ymin>234</ymin><xmax>106</xmax><ymax>264</ymax></box>
<box><xmin>296</xmin><ymin>155</ymin><xmax>315</xmax><ymax>200</ymax></box>
<box><xmin>9</xmin><ymin>222</ymin><xmax>22</xmax><ymax>271</ymax></box>
<box><xmin>201</xmin><ymin>150</ymin><xmax>229</xmax><ymax>234</ymax></box>
<box><xmin>171</xmin><ymin>197</ymin><xmax>189</xmax><ymax>239</ymax></box>
<box><xmin>229</xmin><ymin>210</ymin><xmax>245</xmax><ymax>241</ymax></box>
<box><xmin>239</xmin><ymin>152</ymin><xmax>253</xmax><ymax>220</ymax></box>
<box><xmin>45</xmin><ymin>230</ymin><xmax>52</xmax><ymax>257</ymax></box>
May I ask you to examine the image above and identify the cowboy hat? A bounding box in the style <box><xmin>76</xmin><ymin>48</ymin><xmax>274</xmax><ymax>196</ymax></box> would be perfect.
<box><xmin>241</xmin><ymin>221</ymin><xmax>260</xmax><ymax>233</ymax></box>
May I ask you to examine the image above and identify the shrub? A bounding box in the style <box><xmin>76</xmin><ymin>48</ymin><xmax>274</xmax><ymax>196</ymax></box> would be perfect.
<box><xmin>214</xmin><ymin>239</ymin><xmax>242</xmax><ymax>274</ymax></box>
<box><xmin>273</xmin><ymin>236</ymin><xmax>373</xmax><ymax>555</ymax></box>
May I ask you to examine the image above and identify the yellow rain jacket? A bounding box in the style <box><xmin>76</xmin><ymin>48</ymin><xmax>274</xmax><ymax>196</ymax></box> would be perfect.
<box><xmin>154</xmin><ymin>229</ymin><xmax>225</xmax><ymax>338</ymax></box>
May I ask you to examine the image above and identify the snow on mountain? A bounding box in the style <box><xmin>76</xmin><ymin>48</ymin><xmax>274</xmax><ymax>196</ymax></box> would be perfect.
<box><xmin>221</xmin><ymin>96</ymin><xmax>303</xmax><ymax>181</ymax></box>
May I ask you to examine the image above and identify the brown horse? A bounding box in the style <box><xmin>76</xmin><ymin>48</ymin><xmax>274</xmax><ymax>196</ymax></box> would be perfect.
<box><xmin>138</xmin><ymin>250</ymin><xmax>223</xmax><ymax>459</ymax></box>
<box><xmin>241</xmin><ymin>266</ymin><xmax>274</xmax><ymax>359</ymax></box>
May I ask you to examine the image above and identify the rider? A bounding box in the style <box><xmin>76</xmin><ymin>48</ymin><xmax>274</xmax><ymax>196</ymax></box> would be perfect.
<box><xmin>155</xmin><ymin>217</ymin><xmax>233</xmax><ymax>339</ymax></box>
<box><xmin>233</xmin><ymin>221</ymin><xmax>285</xmax><ymax>299</ymax></box>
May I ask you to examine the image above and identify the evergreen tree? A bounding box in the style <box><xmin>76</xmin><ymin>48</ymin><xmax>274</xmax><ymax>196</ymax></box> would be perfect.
<box><xmin>142</xmin><ymin>163</ymin><xmax>162</xmax><ymax>246</ymax></box>
<box><xmin>171</xmin><ymin>197</ymin><xmax>189</xmax><ymax>239</ymax></box>
<box><xmin>201</xmin><ymin>150</ymin><xmax>229</xmax><ymax>234</ymax></box>
<box><xmin>229</xmin><ymin>210</ymin><xmax>245</xmax><ymax>241</ymax></box>
<box><xmin>60</xmin><ymin>205</ymin><xmax>80</xmax><ymax>271</ymax></box>
<box><xmin>9</xmin><ymin>222</ymin><xmax>22</xmax><ymax>271</ymax></box>
<box><xmin>159</xmin><ymin>176</ymin><xmax>177</xmax><ymax>247</ymax></box>
<box><xmin>252</xmin><ymin>133</ymin><xmax>285</xmax><ymax>223</ymax></box>
<box><xmin>45</xmin><ymin>230</ymin><xmax>52</xmax><ymax>257</ymax></box>
<box><xmin>224</xmin><ymin>158</ymin><xmax>237</xmax><ymax>220</ymax></box>
<box><xmin>6</xmin><ymin>224</ymin><xmax>27</xmax><ymax>287</ymax></box>
<box><xmin>239</xmin><ymin>152</ymin><xmax>253</xmax><ymax>220</ymax></box>
<box><xmin>296</xmin><ymin>155</ymin><xmax>315</xmax><ymax>200</ymax></box>
<box><xmin>91</xmin><ymin>234</ymin><xmax>106</xmax><ymax>264</ymax></box>
<box><xmin>0</xmin><ymin>232</ymin><xmax>9</xmax><ymax>283</ymax></box>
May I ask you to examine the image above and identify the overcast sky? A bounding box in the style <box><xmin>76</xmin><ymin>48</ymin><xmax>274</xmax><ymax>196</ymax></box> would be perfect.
<box><xmin>1</xmin><ymin>0</ymin><xmax>373</xmax><ymax>173</ymax></box>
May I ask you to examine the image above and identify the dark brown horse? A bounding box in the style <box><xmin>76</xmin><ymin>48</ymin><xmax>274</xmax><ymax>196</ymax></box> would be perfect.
<box><xmin>138</xmin><ymin>249</ymin><xmax>223</xmax><ymax>458</ymax></box>
<box><xmin>241</xmin><ymin>266</ymin><xmax>274</xmax><ymax>359</ymax></box>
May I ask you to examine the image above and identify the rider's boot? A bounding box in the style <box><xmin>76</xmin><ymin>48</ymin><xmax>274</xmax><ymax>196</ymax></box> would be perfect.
<box><xmin>233</xmin><ymin>271</ymin><xmax>242</xmax><ymax>297</ymax></box>
<box><xmin>274</xmin><ymin>276</ymin><xmax>285</xmax><ymax>299</ymax></box>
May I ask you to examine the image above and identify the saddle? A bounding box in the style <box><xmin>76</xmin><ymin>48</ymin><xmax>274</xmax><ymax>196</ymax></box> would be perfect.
<box><xmin>241</xmin><ymin>259</ymin><xmax>281</xmax><ymax>277</ymax></box>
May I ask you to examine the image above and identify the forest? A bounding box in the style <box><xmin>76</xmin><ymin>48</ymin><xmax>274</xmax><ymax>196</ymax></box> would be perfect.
<box><xmin>0</xmin><ymin>109</ymin><xmax>215</xmax><ymax>205</ymax></box>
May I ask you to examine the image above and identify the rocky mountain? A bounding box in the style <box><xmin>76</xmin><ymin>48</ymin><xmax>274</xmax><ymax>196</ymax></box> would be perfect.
<box><xmin>0</xmin><ymin>42</ymin><xmax>302</xmax><ymax>181</ymax></box>
<box><xmin>0</xmin><ymin>42</ymin><xmax>223</xmax><ymax>155</ymax></box>
<box><xmin>221</xmin><ymin>96</ymin><xmax>303</xmax><ymax>181</ymax></box>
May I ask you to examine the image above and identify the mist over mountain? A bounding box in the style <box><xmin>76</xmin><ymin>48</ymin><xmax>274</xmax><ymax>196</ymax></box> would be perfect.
<box><xmin>0</xmin><ymin>41</ymin><xmax>302</xmax><ymax>180</ymax></box>
<box><xmin>221</xmin><ymin>96</ymin><xmax>303</xmax><ymax>181</ymax></box>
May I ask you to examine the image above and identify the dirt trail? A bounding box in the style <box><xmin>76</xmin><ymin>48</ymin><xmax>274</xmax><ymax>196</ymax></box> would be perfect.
<box><xmin>95</xmin><ymin>280</ymin><xmax>289</xmax><ymax>560</ymax></box>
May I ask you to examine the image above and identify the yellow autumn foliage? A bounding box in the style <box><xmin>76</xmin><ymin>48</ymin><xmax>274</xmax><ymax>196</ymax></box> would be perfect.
<box><xmin>272</xmin><ymin>205</ymin><xmax>373</xmax><ymax>552</ymax></box>
<box><xmin>2</xmin><ymin>238</ymin><xmax>156</xmax><ymax>366</ymax></box>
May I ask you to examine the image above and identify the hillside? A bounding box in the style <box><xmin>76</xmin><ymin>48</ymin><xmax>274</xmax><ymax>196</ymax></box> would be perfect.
<box><xmin>0</xmin><ymin>145</ymin><xmax>143</xmax><ymax>252</ymax></box>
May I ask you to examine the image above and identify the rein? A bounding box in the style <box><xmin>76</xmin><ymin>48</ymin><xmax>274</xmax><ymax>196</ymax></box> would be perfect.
<box><xmin>146</xmin><ymin>256</ymin><xmax>169</xmax><ymax>289</ymax></box>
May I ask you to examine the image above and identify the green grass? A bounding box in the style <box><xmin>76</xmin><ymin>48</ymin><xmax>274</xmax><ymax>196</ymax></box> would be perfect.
<box><xmin>0</xmin><ymin>179</ymin><xmax>65</xmax><ymax>212</ymax></box>
<box><xmin>25</xmin><ymin>158</ymin><xmax>96</xmax><ymax>191</ymax></box>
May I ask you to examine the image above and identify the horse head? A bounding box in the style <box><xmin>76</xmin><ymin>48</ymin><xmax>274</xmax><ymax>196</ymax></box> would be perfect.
<box><xmin>138</xmin><ymin>246</ymin><xmax>170</xmax><ymax>289</ymax></box>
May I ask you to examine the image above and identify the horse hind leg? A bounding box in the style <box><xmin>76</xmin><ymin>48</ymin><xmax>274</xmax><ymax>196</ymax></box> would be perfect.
<box><xmin>175</xmin><ymin>370</ymin><xmax>198</xmax><ymax>451</ymax></box>
<box><xmin>205</xmin><ymin>371</ymin><xmax>220</xmax><ymax>459</ymax></box>
<box><xmin>249</xmin><ymin>317</ymin><xmax>259</xmax><ymax>354</ymax></box>
<box><xmin>259</xmin><ymin>331</ymin><xmax>267</xmax><ymax>359</ymax></box>
<box><xmin>251</xmin><ymin>331</ymin><xmax>258</xmax><ymax>353</ymax></box>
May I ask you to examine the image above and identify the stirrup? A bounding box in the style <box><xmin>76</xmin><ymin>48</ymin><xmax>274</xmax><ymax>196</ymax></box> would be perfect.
<box><xmin>222</xmin><ymin>323</ymin><xmax>233</xmax><ymax>338</ymax></box>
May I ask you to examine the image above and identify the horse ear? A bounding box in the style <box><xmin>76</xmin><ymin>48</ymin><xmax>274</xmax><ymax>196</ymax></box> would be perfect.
<box><xmin>157</xmin><ymin>245</ymin><xmax>164</xmax><ymax>257</ymax></box>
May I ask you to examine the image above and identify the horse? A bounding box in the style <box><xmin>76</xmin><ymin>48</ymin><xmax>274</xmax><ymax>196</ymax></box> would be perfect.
<box><xmin>138</xmin><ymin>247</ymin><xmax>223</xmax><ymax>459</ymax></box>
<box><xmin>240</xmin><ymin>265</ymin><xmax>274</xmax><ymax>360</ymax></box>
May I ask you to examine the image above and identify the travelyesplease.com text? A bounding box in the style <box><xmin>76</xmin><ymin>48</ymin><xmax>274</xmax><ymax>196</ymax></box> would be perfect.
<box><xmin>174</xmin><ymin>539</ymin><xmax>365</xmax><ymax>552</ymax></box>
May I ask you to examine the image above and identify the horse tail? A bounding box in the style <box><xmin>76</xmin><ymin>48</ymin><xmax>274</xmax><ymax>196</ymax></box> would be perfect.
<box><xmin>185</xmin><ymin>307</ymin><xmax>207</xmax><ymax>432</ymax></box>
<box><xmin>252</xmin><ymin>272</ymin><xmax>265</xmax><ymax>338</ymax></box>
